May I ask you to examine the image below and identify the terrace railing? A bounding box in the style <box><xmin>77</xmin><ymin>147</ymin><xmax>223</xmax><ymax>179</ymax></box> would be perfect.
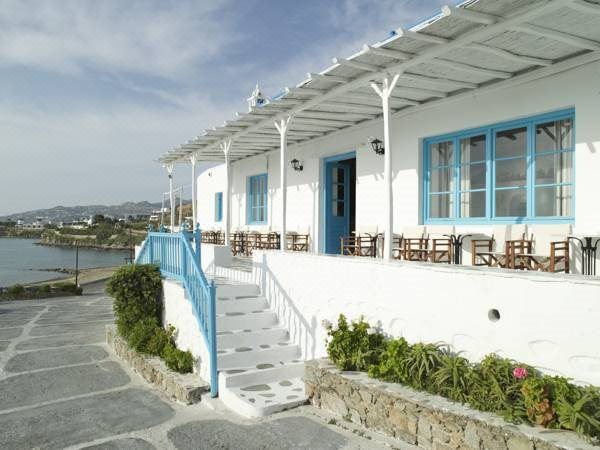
<box><xmin>136</xmin><ymin>226</ymin><xmax>218</xmax><ymax>397</ymax></box>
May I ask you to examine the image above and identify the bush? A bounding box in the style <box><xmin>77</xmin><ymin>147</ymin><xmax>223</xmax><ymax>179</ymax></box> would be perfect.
<box><xmin>7</xmin><ymin>284</ymin><xmax>25</xmax><ymax>296</ymax></box>
<box><xmin>325</xmin><ymin>315</ymin><xmax>386</xmax><ymax>371</ymax></box>
<box><xmin>106</xmin><ymin>264</ymin><xmax>162</xmax><ymax>338</ymax></box>
<box><xmin>52</xmin><ymin>282</ymin><xmax>83</xmax><ymax>295</ymax></box>
<box><xmin>162</xmin><ymin>343</ymin><xmax>194</xmax><ymax>373</ymax></box>
<box><xmin>325</xmin><ymin>314</ymin><xmax>600</xmax><ymax>441</ymax></box>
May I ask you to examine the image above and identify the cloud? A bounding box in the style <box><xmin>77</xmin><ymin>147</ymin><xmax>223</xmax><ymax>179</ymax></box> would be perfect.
<box><xmin>0</xmin><ymin>0</ymin><xmax>237</xmax><ymax>80</ymax></box>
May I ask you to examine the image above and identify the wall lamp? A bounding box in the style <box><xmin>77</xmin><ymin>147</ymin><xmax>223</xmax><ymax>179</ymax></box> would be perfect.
<box><xmin>370</xmin><ymin>137</ymin><xmax>385</xmax><ymax>155</ymax></box>
<box><xmin>290</xmin><ymin>158</ymin><xmax>304</xmax><ymax>171</ymax></box>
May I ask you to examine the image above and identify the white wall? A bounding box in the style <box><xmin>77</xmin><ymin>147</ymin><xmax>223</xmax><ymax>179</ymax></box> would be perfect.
<box><xmin>162</xmin><ymin>279</ymin><xmax>212</xmax><ymax>382</ymax></box>
<box><xmin>196</xmin><ymin>60</ymin><xmax>600</xmax><ymax>264</ymax></box>
<box><xmin>252</xmin><ymin>250</ymin><xmax>600</xmax><ymax>386</ymax></box>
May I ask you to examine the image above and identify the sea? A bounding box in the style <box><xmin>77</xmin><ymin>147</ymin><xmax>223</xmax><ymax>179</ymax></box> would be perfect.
<box><xmin>0</xmin><ymin>238</ymin><xmax>128</xmax><ymax>286</ymax></box>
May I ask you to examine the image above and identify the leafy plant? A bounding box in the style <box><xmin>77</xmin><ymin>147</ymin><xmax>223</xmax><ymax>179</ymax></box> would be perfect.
<box><xmin>325</xmin><ymin>315</ymin><xmax>385</xmax><ymax>371</ymax></box>
<box><xmin>401</xmin><ymin>342</ymin><xmax>445</xmax><ymax>391</ymax></box>
<box><xmin>7</xmin><ymin>284</ymin><xmax>25</xmax><ymax>296</ymax></box>
<box><xmin>162</xmin><ymin>343</ymin><xmax>194</xmax><ymax>373</ymax></box>
<box><xmin>368</xmin><ymin>337</ymin><xmax>410</xmax><ymax>383</ymax></box>
<box><xmin>522</xmin><ymin>376</ymin><xmax>556</xmax><ymax>427</ymax></box>
<box><xmin>431</xmin><ymin>353</ymin><xmax>473</xmax><ymax>402</ymax></box>
<box><xmin>553</xmin><ymin>381</ymin><xmax>600</xmax><ymax>438</ymax></box>
<box><xmin>106</xmin><ymin>264</ymin><xmax>162</xmax><ymax>338</ymax></box>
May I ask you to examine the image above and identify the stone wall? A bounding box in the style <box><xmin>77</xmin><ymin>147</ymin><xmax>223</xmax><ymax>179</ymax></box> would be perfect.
<box><xmin>305</xmin><ymin>359</ymin><xmax>596</xmax><ymax>450</ymax></box>
<box><xmin>106</xmin><ymin>325</ymin><xmax>208</xmax><ymax>404</ymax></box>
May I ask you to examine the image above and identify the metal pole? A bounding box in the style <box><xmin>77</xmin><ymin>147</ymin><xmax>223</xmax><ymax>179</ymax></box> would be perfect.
<box><xmin>275</xmin><ymin>116</ymin><xmax>292</xmax><ymax>251</ymax></box>
<box><xmin>75</xmin><ymin>242</ymin><xmax>79</xmax><ymax>287</ymax></box>
<box><xmin>221</xmin><ymin>140</ymin><xmax>232</xmax><ymax>247</ymax></box>
<box><xmin>190</xmin><ymin>154</ymin><xmax>198</xmax><ymax>229</ymax></box>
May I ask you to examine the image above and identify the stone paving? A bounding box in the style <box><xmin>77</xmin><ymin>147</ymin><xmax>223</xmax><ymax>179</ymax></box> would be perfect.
<box><xmin>0</xmin><ymin>281</ymin><xmax>409</xmax><ymax>450</ymax></box>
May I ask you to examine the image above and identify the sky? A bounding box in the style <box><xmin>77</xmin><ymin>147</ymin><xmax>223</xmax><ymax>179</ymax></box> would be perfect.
<box><xmin>0</xmin><ymin>0</ymin><xmax>448</xmax><ymax>216</ymax></box>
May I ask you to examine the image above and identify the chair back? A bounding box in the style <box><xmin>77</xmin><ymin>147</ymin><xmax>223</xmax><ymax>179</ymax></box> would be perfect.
<box><xmin>531</xmin><ymin>224</ymin><xmax>571</xmax><ymax>254</ymax></box>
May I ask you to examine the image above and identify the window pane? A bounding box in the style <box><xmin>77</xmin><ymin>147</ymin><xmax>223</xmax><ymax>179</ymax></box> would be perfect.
<box><xmin>460</xmin><ymin>134</ymin><xmax>486</xmax><ymax>163</ymax></box>
<box><xmin>460</xmin><ymin>191</ymin><xmax>486</xmax><ymax>218</ymax></box>
<box><xmin>333</xmin><ymin>167</ymin><xmax>344</xmax><ymax>184</ymax></box>
<box><xmin>430</xmin><ymin>141</ymin><xmax>454</xmax><ymax>167</ymax></box>
<box><xmin>495</xmin><ymin>127</ymin><xmax>527</xmax><ymax>159</ymax></box>
<box><xmin>429</xmin><ymin>193</ymin><xmax>454</xmax><ymax>219</ymax></box>
<box><xmin>496</xmin><ymin>158</ymin><xmax>526</xmax><ymax>188</ymax></box>
<box><xmin>495</xmin><ymin>188</ymin><xmax>526</xmax><ymax>217</ymax></box>
<box><xmin>535</xmin><ymin>185</ymin><xmax>572</xmax><ymax>217</ymax></box>
<box><xmin>334</xmin><ymin>184</ymin><xmax>344</xmax><ymax>201</ymax></box>
<box><xmin>430</xmin><ymin>167</ymin><xmax>454</xmax><ymax>193</ymax></box>
<box><xmin>461</xmin><ymin>162</ymin><xmax>486</xmax><ymax>190</ymax></box>
<box><xmin>536</xmin><ymin>119</ymin><xmax>573</xmax><ymax>153</ymax></box>
<box><xmin>333</xmin><ymin>201</ymin><xmax>344</xmax><ymax>217</ymax></box>
<box><xmin>535</xmin><ymin>152</ymin><xmax>572</xmax><ymax>185</ymax></box>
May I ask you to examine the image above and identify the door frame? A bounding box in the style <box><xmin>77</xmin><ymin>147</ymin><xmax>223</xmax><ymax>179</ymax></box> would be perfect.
<box><xmin>320</xmin><ymin>151</ymin><xmax>356</xmax><ymax>254</ymax></box>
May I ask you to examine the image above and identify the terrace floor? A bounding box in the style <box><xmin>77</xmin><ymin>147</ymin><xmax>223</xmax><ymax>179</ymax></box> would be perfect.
<box><xmin>0</xmin><ymin>281</ymin><xmax>412</xmax><ymax>449</ymax></box>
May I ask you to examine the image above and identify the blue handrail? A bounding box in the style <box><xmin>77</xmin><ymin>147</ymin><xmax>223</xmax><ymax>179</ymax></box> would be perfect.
<box><xmin>136</xmin><ymin>226</ymin><xmax>218</xmax><ymax>397</ymax></box>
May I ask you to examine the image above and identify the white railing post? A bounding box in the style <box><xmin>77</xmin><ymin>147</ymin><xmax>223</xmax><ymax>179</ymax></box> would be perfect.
<box><xmin>190</xmin><ymin>154</ymin><xmax>198</xmax><ymax>228</ymax></box>
<box><xmin>220</xmin><ymin>139</ymin><xmax>232</xmax><ymax>247</ymax></box>
<box><xmin>164</xmin><ymin>163</ymin><xmax>175</xmax><ymax>232</ymax></box>
<box><xmin>371</xmin><ymin>74</ymin><xmax>400</xmax><ymax>261</ymax></box>
<box><xmin>275</xmin><ymin>116</ymin><xmax>292</xmax><ymax>251</ymax></box>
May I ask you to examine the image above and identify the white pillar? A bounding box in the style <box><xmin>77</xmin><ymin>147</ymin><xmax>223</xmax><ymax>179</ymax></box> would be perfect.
<box><xmin>190</xmin><ymin>154</ymin><xmax>198</xmax><ymax>229</ymax></box>
<box><xmin>165</xmin><ymin>163</ymin><xmax>175</xmax><ymax>232</ymax></box>
<box><xmin>275</xmin><ymin>116</ymin><xmax>292</xmax><ymax>251</ymax></box>
<box><xmin>371</xmin><ymin>74</ymin><xmax>400</xmax><ymax>261</ymax></box>
<box><xmin>221</xmin><ymin>140</ymin><xmax>232</xmax><ymax>246</ymax></box>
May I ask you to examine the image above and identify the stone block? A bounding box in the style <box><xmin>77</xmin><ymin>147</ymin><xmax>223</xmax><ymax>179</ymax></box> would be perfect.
<box><xmin>505</xmin><ymin>434</ymin><xmax>534</xmax><ymax>450</ymax></box>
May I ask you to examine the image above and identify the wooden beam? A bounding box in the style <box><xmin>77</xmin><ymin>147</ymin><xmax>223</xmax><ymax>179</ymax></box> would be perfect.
<box><xmin>362</xmin><ymin>44</ymin><xmax>412</xmax><ymax>60</ymax></box>
<box><xmin>332</xmin><ymin>57</ymin><xmax>380</xmax><ymax>72</ymax></box>
<box><xmin>394</xmin><ymin>86</ymin><xmax>447</xmax><ymax>98</ymax></box>
<box><xmin>400</xmin><ymin>72</ymin><xmax>478</xmax><ymax>89</ymax></box>
<box><xmin>285</xmin><ymin>86</ymin><xmax>326</xmax><ymax>96</ymax></box>
<box><xmin>433</xmin><ymin>58</ymin><xmax>513</xmax><ymax>79</ymax></box>
<box><xmin>441</xmin><ymin>5</ymin><xmax>499</xmax><ymax>25</ymax></box>
<box><xmin>295</xmin><ymin>110</ymin><xmax>374</xmax><ymax>121</ymax></box>
<box><xmin>467</xmin><ymin>43</ymin><xmax>552</xmax><ymax>67</ymax></box>
<box><xmin>321</xmin><ymin>101</ymin><xmax>383</xmax><ymax>114</ymax></box>
<box><xmin>293</xmin><ymin>117</ymin><xmax>356</xmax><ymax>127</ymax></box>
<box><xmin>307</xmin><ymin>73</ymin><xmax>349</xmax><ymax>83</ymax></box>
<box><xmin>513</xmin><ymin>23</ymin><xmax>600</xmax><ymax>51</ymax></box>
<box><xmin>568</xmin><ymin>0</ymin><xmax>600</xmax><ymax>15</ymax></box>
<box><xmin>396</xmin><ymin>28</ymin><xmax>450</xmax><ymax>45</ymax></box>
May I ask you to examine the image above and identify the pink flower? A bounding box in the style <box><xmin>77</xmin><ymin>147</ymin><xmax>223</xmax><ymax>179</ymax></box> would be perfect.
<box><xmin>513</xmin><ymin>367</ymin><xmax>528</xmax><ymax>379</ymax></box>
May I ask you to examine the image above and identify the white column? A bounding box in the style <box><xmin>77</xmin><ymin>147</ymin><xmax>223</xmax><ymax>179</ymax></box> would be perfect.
<box><xmin>275</xmin><ymin>116</ymin><xmax>292</xmax><ymax>251</ymax></box>
<box><xmin>220</xmin><ymin>140</ymin><xmax>232</xmax><ymax>246</ymax></box>
<box><xmin>165</xmin><ymin>163</ymin><xmax>175</xmax><ymax>232</ymax></box>
<box><xmin>371</xmin><ymin>74</ymin><xmax>400</xmax><ymax>261</ymax></box>
<box><xmin>190</xmin><ymin>154</ymin><xmax>198</xmax><ymax>229</ymax></box>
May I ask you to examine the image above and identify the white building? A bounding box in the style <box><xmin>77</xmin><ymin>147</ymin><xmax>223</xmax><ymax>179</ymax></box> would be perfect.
<box><xmin>147</xmin><ymin>0</ymin><xmax>600</xmax><ymax>417</ymax></box>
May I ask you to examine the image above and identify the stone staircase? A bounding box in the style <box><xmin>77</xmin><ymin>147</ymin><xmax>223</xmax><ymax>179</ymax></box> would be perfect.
<box><xmin>211</xmin><ymin>276</ymin><xmax>306</xmax><ymax>417</ymax></box>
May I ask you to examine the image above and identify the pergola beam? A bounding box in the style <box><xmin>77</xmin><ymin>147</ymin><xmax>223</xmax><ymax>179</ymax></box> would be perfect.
<box><xmin>568</xmin><ymin>0</ymin><xmax>600</xmax><ymax>15</ymax></box>
<box><xmin>396</xmin><ymin>28</ymin><xmax>450</xmax><ymax>45</ymax></box>
<box><xmin>512</xmin><ymin>23</ymin><xmax>600</xmax><ymax>51</ymax></box>
<box><xmin>441</xmin><ymin>4</ymin><xmax>499</xmax><ymax>25</ymax></box>
<box><xmin>321</xmin><ymin>101</ymin><xmax>384</xmax><ymax>114</ymax></box>
<box><xmin>307</xmin><ymin>73</ymin><xmax>350</xmax><ymax>83</ymax></box>
<box><xmin>362</xmin><ymin>44</ymin><xmax>412</xmax><ymax>60</ymax></box>
<box><xmin>400</xmin><ymin>72</ymin><xmax>478</xmax><ymax>90</ymax></box>
<box><xmin>332</xmin><ymin>57</ymin><xmax>381</xmax><ymax>72</ymax></box>
<box><xmin>433</xmin><ymin>58</ymin><xmax>513</xmax><ymax>79</ymax></box>
<box><xmin>467</xmin><ymin>43</ymin><xmax>553</xmax><ymax>67</ymax></box>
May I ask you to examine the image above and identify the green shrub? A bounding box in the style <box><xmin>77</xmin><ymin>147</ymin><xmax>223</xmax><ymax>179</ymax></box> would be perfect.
<box><xmin>368</xmin><ymin>337</ymin><xmax>411</xmax><ymax>383</ymax></box>
<box><xmin>325</xmin><ymin>315</ymin><xmax>386</xmax><ymax>371</ymax></box>
<box><xmin>52</xmin><ymin>282</ymin><xmax>83</xmax><ymax>295</ymax></box>
<box><xmin>39</xmin><ymin>284</ymin><xmax>51</xmax><ymax>294</ymax></box>
<box><xmin>402</xmin><ymin>342</ymin><xmax>446</xmax><ymax>392</ymax></box>
<box><xmin>161</xmin><ymin>343</ymin><xmax>194</xmax><ymax>373</ymax></box>
<box><xmin>431</xmin><ymin>353</ymin><xmax>473</xmax><ymax>402</ymax></box>
<box><xmin>127</xmin><ymin>317</ymin><xmax>162</xmax><ymax>354</ymax></box>
<box><xmin>7</xmin><ymin>284</ymin><xmax>25</xmax><ymax>296</ymax></box>
<box><xmin>106</xmin><ymin>264</ymin><xmax>162</xmax><ymax>337</ymax></box>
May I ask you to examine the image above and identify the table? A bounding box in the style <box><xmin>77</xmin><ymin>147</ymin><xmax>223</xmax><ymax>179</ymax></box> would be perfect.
<box><xmin>568</xmin><ymin>236</ymin><xmax>600</xmax><ymax>276</ymax></box>
<box><xmin>443</xmin><ymin>234</ymin><xmax>472</xmax><ymax>265</ymax></box>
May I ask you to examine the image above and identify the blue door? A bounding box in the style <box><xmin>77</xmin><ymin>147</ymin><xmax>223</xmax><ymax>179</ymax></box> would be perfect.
<box><xmin>325</xmin><ymin>161</ymin><xmax>350</xmax><ymax>254</ymax></box>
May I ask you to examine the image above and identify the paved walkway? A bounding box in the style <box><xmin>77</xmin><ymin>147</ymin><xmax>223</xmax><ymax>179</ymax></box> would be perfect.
<box><xmin>0</xmin><ymin>282</ymin><xmax>410</xmax><ymax>449</ymax></box>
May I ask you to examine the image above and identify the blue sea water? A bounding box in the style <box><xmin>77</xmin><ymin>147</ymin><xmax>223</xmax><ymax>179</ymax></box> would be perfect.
<box><xmin>0</xmin><ymin>238</ymin><xmax>128</xmax><ymax>286</ymax></box>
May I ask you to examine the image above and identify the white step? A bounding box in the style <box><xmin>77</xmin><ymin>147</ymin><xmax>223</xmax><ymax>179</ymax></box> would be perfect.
<box><xmin>213</xmin><ymin>279</ymin><xmax>260</xmax><ymax>298</ymax></box>
<box><xmin>217</xmin><ymin>311</ymin><xmax>276</xmax><ymax>331</ymax></box>
<box><xmin>220</xmin><ymin>360</ymin><xmax>305</xmax><ymax>388</ymax></box>
<box><xmin>217</xmin><ymin>327</ymin><xmax>289</xmax><ymax>350</ymax></box>
<box><xmin>217</xmin><ymin>343</ymin><xmax>300</xmax><ymax>370</ymax></box>
<box><xmin>216</xmin><ymin>296</ymin><xmax>268</xmax><ymax>314</ymax></box>
<box><xmin>219</xmin><ymin>376</ymin><xmax>307</xmax><ymax>418</ymax></box>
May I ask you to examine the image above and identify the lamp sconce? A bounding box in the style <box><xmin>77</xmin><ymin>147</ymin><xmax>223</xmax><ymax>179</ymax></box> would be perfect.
<box><xmin>369</xmin><ymin>137</ymin><xmax>385</xmax><ymax>155</ymax></box>
<box><xmin>290</xmin><ymin>158</ymin><xmax>304</xmax><ymax>171</ymax></box>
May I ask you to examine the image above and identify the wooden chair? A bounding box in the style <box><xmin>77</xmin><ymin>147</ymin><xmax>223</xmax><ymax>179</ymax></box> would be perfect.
<box><xmin>471</xmin><ymin>225</ymin><xmax>529</xmax><ymax>268</ymax></box>
<box><xmin>231</xmin><ymin>230</ymin><xmax>246</xmax><ymax>256</ymax></box>
<box><xmin>400</xmin><ymin>226</ymin><xmax>429</xmax><ymax>261</ymax></box>
<box><xmin>341</xmin><ymin>225</ymin><xmax>379</xmax><ymax>257</ymax></box>
<box><xmin>287</xmin><ymin>228</ymin><xmax>310</xmax><ymax>252</ymax></box>
<box><xmin>426</xmin><ymin>225</ymin><xmax>454</xmax><ymax>264</ymax></box>
<box><xmin>513</xmin><ymin>225</ymin><xmax>571</xmax><ymax>273</ymax></box>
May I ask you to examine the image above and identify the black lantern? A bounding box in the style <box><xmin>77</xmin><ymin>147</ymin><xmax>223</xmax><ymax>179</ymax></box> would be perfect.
<box><xmin>290</xmin><ymin>158</ymin><xmax>303</xmax><ymax>171</ymax></box>
<box><xmin>370</xmin><ymin>138</ymin><xmax>385</xmax><ymax>155</ymax></box>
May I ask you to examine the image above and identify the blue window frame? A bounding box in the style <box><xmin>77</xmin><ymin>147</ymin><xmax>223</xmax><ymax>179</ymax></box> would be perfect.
<box><xmin>423</xmin><ymin>109</ymin><xmax>574</xmax><ymax>224</ymax></box>
<box><xmin>247</xmin><ymin>173</ymin><xmax>268</xmax><ymax>225</ymax></box>
<box><xmin>215</xmin><ymin>192</ymin><xmax>223</xmax><ymax>222</ymax></box>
